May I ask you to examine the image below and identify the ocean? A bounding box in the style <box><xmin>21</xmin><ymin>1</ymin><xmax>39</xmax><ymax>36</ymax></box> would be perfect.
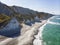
<box><xmin>42</xmin><ymin>15</ymin><xmax>60</xmax><ymax>45</ymax></box>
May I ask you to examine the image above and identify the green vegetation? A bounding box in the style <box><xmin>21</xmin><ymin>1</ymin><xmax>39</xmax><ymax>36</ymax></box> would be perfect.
<box><xmin>0</xmin><ymin>14</ymin><xmax>10</xmax><ymax>23</ymax></box>
<box><xmin>0</xmin><ymin>14</ymin><xmax>11</xmax><ymax>28</ymax></box>
<box><xmin>15</xmin><ymin>13</ymin><xmax>36</xmax><ymax>23</ymax></box>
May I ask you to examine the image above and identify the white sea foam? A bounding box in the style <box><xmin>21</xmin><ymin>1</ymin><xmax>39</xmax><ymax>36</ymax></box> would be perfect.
<box><xmin>33</xmin><ymin>23</ymin><xmax>47</xmax><ymax>45</ymax></box>
<box><xmin>47</xmin><ymin>20</ymin><xmax>60</xmax><ymax>25</ymax></box>
<box><xmin>33</xmin><ymin>16</ymin><xmax>60</xmax><ymax>45</ymax></box>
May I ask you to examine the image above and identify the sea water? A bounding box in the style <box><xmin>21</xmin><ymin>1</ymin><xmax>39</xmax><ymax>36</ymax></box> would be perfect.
<box><xmin>42</xmin><ymin>15</ymin><xmax>60</xmax><ymax>45</ymax></box>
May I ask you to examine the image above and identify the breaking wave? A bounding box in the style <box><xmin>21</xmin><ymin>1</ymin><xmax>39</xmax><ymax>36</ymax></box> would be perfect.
<box><xmin>47</xmin><ymin>15</ymin><xmax>60</xmax><ymax>25</ymax></box>
<box><xmin>47</xmin><ymin>20</ymin><xmax>60</xmax><ymax>25</ymax></box>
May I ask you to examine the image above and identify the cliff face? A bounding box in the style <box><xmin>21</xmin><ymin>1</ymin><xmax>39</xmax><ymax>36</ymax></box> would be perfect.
<box><xmin>0</xmin><ymin>18</ymin><xmax>21</xmax><ymax>37</ymax></box>
<box><xmin>0</xmin><ymin>2</ymin><xmax>53</xmax><ymax>22</ymax></box>
<box><xmin>11</xmin><ymin>6</ymin><xmax>53</xmax><ymax>19</ymax></box>
<box><xmin>11</xmin><ymin>6</ymin><xmax>53</xmax><ymax>25</ymax></box>
<box><xmin>12</xmin><ymin>6</ymin><xmax>37</xmax><ymax>15</ymax></box>
<box><xmin>0</xmin><ymin>2</ymin><xmax>54</xmax><ymax>27</ymax></box>
<box><xmin>0</xmin><ymin>2</ymin><xmax>54</xmax><ymax>30</ymax></box>
<box><xmin>37</xmin><ymin>12</ymin><xmax>53</xmax><ymax>20</ymax></box>
<box><xmin>0</xmin><ymin>2</ymin><xmax>14</xmax><ymax>16</ymax></box>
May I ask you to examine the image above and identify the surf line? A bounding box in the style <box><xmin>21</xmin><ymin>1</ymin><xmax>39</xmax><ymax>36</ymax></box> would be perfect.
<box><xmin>47</xmin><ymin>20</ymin><xmax>60</xmax><ymax>25</ymax></box>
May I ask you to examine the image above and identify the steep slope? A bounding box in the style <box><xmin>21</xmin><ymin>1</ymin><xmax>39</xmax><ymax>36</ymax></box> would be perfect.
<box><xmin>0</xmin><ymin>2</ymin><xmax>53</xmax><ymax>21</ymax></box>
<box><xmin>0</xmin><ymin>2</ymin><xmax>54</xmax><ymax>26</ymax></box>
<box><xmin>0</xmin><ymin>18</ymin><xmax>21</xmax><ymax>37</ymax></box>
<box><xmin>0</xmin><ymin>14</ymin><xmax>11</xmax><ymax>28</ymax></box>
<box><xmin>11</xmin><ymin>6</ymin><xmax>53</xmax><ymax>25</ymax></box>
<box><xmin>37</xmin><ymin>12</ymin><xmax>53</xmax><ymax>19</ymax></box>
<box><xmin>0</xmin><ymin>2</ymin><xmax>14</xmax><ymax>16</ymax></box>
<box><xmin>12</xmin><ymin>6</ymin><xmax>37</xmax><ymax>15</ymax></box>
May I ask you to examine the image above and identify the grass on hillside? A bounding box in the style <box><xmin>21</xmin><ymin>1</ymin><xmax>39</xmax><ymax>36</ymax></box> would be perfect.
<box><xmin>0</xmin><ymin>14</ymin><xmax>11</xmax><ymax>28</ymax></box>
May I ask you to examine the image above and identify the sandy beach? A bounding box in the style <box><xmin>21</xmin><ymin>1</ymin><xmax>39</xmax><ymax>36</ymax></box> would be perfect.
<box><xmin>0</xmin><ymin>20</ymin><xmax>47</xmax><ymax>45</ymax></box>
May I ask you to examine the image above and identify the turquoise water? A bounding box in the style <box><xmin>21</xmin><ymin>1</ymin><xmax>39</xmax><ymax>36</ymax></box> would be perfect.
<box><xmin>42</xmin><ymin>15</ymin><xmax>60</xmax><ymax>45</ymax></box>
<box><xmin>50</xmin><ymin>18</ymin><xmax>60</xmax><ymax>23</ymax></box>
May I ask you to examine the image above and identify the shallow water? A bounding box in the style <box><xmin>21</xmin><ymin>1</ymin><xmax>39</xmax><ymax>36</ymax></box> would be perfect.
<box><xmin>42</xmin><ymin>15</ymin><xmax>60</xmax><ymax>45</ymax></box>
<box><xmin>33</xmin><ymin>15</ymin><xmax>60</xmax><ymax>45</ymax></box>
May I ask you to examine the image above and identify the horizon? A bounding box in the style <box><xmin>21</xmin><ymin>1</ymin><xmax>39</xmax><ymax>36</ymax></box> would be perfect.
<box><xmin>0</xmin><ymin>0</ymin><xmax>60</xmax><ymax>15</ymax></box>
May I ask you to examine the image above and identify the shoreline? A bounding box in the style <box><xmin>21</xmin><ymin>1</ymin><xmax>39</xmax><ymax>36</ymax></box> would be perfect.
<box><xmin>0</xmin><ymin>20</ymin><xmax>47</xmax><ymax>45</ymax></box>
<box><xmin>33</xmin><ymin>22</ymin><xmax>47</xmax><ymax>45</ymax></box>
<box><xmin>17</xmin><ymin>20</ymin><xmax>47</xmax><ymax>45</ymax></box>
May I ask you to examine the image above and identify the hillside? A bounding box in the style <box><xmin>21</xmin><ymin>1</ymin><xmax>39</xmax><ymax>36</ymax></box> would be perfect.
<box><xmin>0</xmin><ymin>2</ymin><xmax>53</xmax><ymax>16</ymax></box>
<box><xmin>0</xmin><ymin>14</ymin><xmax>11</xmax><ymax>28</ymax></box>
<box><xmin>0</xmin><ymin>2</ymin><xmax>54</xmax><ymax>45</ymax></box>
<box><xmin>0</xmin><ymin>2</ymin><xmax>14</xmax><ymax>16</ymax></box>
<box><xmin>0</xmin><ymin>2</ymin><xmax>53</xmax><ymax>36</ymax></box>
